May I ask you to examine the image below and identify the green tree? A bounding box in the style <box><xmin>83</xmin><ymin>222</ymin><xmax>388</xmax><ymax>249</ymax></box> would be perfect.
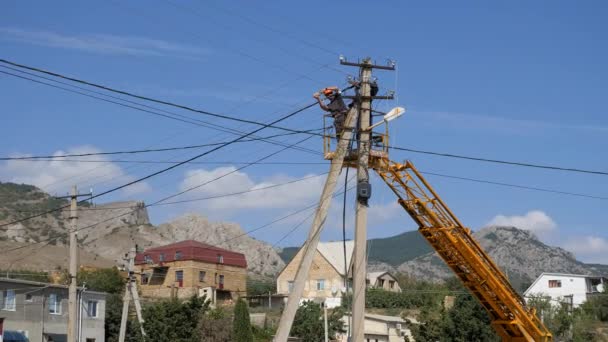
<box><xmin>199</xmin><ymin>308</ymin><xmax>233</xmax><ymax>342</ymax></box>
<box><xmin>143</xmin><ymin>295</ymin><xmax>210</xmax><ymax>342</ymax></box>
<box><xmin>0</xmin><ymin>269</ymin><xmax>50</xmax><ymax>283</ymax></box>
<box><xmin>247</xmin><ymin>276</ymin><xmax>276</xmax><ymax>296</ymax></box>
<box><xmin>409</xmin><ymin>306</ymin><xmax>443</xmax><ymax>342</ymax></box>
<box><xmin>233</xmin><ymin>298</ymin><xmax>254</xmax><ymax>342</ymax></box>
<box><xmin>441</xmin><ymin>295</ymin><xmax>500</xmax><ymax>342</ymax></box>
<box><xmin>291</xmin><ymin>301</ymin><xmax>345</xmax><ymax>342</ymax></box>
<box><xmin>78</xmin><ymin>267</ymin><xmax>125</xmax><ymax>293</ymax></box>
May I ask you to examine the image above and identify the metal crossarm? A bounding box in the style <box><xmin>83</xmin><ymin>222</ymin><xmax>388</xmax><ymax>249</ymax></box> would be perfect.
<box><xmin>375</xmin><ymin>159</ymin><xmax>552</xmax><ymax>342</ymax></box>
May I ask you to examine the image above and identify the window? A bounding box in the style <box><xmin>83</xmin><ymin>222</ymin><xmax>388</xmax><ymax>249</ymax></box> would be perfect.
<box><xmin>548</xmin><ymin>280</ymin><xmax>562</xmax><ymax>288</ymax></box>
<box><xmin>141</xmin><ymin>273</ymin><xmax>150</xmax><ymax>285</ymax></box>
<box><xmin>389</xmin><ymin>280</ymin><xmax>395</xmax><ymax>289</ymax></box>
<box><xmin>288</xmin><ymin>281</ymin><xmax>294</xmax><ymax>293</ymax></box>
<box><xmin>87</xmin><ymin>301</ymin><xmax>98</xmax><ymax>318</ymax></box>
<box><xmin>144</xmin><ymin>255</ymin><xmax>152</xmax><ymax>264</ymax></box>
<box><xmin>199</xmin><ymin>271</ymin><xmax>206</xmax><ymax>282</ymax></box>
<box><xmin>159</xmin><ymin>253</ymin><xmax>165</xmax><ymax>262</ymax></box>
<box><xmin>317</xmin><ymin>279</ymin><xmax>325</xmax><ymax>291</ymax></box>
<box><xmin>175</xmin><ymin>251</ymin><xmax>182</xmax><ymax>260</ymax></box>
<box><xmin>217</xmin><ymin>254</ymin><xmax>224</xmax><ymax>264</ymax></box>
<box><xmin>219</xmin><ymin>275</ymin><xmax>225</xmax><ymax>289</ymax></box>
<box><xmin>25</xmin><ymin>293</ymin><xmax>33</xmax><ymax>302</ymax></box>
<box><xmin>2</xmin><ymin>290</ymin><xmax>16</xmax><ymax>311</ymax></box>
<box><xmin>49</xmin><ymin>293</ymin><xmax>61</xmax><ymax>314</ymax></box>
<box><xmin>378</xmin><ymin>279</ymin><xmax>385</xmax><ymax>287</ymax></box>
<box><xmin>175</xmin><ymin>270</ymin><xmax>184</xmax><ymax>287</ymax></box>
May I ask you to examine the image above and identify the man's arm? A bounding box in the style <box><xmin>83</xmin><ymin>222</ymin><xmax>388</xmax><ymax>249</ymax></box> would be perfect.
<box><xmin>313</xmin><ymin>92</ymin><xmax>329</xmax><ymax>111</ymax></box>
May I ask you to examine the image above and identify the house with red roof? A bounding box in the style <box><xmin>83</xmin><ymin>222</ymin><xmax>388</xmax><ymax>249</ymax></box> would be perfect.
<box><xmin>134</xmin><ymin>240</ymin><xmax>247</xmax><ymax>303</ymax></box>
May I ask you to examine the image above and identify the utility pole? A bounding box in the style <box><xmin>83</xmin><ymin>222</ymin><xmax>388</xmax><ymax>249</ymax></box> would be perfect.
<box><xmin>119</xmin><ymin>247</ymin><xmax>146</xmax><ymax>342</ymax></box>
<box><xmin>58</xmin><ymin>185</ymin><xmax>90</xmax><ymax>342</ymax></box>
<box><xmin>352</xmin><ymin>59</ymin><xmax>372</xmax><ymax>342</ymax></box>
<box><xmin>340</xmin><ymin>57</ymin><xmax>395</xmax><ymax>341</ymax></box>
<box><xmin>274</xmin><ymin>56</ymin><xmax>394</xmax><ymax>342</ymax></box>
<box><xmin>274</xmin><ymin>102</ymin><xmax>360</xmax><ymax>342</ymax></box>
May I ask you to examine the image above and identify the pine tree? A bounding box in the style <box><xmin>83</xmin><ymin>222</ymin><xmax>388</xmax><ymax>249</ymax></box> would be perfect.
<box><xmin>233</xmin><ymin>297</ymin><xmax>254</xmax><ymax>342</ymax></box>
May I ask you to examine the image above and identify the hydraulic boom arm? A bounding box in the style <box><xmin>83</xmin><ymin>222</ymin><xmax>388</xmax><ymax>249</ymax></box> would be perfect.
<box><xmin>375</xmin><ymin>159</ymin><xmax>552</xmax><ymax>341</ymax></box>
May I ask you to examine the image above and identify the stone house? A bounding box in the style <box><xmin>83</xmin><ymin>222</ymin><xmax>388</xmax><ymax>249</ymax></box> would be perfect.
<box><xmin>135</xmin><ymin>240</ymin><xmax>247</xmax><ymax>303</ymax></box>
<box><xmin>0</xmin><ymin>277</ymin><xmax>106</xmax><ymax>342</ymax></box>
<box><xmin>277</xmin><ymin>241</ymin><xmax>354</xmax><ymax>307</ymax></box>
<box><xmin>367</xmin><ymin>272</ymin><xmax>401</xmax><ymax>292</ymax></box>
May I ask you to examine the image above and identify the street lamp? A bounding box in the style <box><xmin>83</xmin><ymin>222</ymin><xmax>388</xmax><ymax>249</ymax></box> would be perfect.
<box><xmin>366</xmin><ymin>106</ymin><xmax>406</xmax><ymax>131</ymax></box>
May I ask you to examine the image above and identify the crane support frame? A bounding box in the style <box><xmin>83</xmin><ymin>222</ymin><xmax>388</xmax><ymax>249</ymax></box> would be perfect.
<box><xmin>375</xmin><ymin>159</ymin><xmax>552</xmax><ymax>342</ymax></box>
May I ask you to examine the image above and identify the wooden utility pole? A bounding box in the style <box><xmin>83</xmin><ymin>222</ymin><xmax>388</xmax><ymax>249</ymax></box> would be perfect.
<box><xmin>119</xmin><ymin>247</ymin><xmax>146</xmax><ymax>342</ymax></box>
<box><xmin>274</xmin><ymin>104</ymin><xmax>360</xmax><ymax>342</ymax></box>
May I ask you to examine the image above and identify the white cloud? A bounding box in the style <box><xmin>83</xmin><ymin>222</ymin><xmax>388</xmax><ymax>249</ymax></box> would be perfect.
<box><xmin>563</xmin><ymin>236</ymin><xmax>608</xmax><ymax>264</ymax></box>
<box><xmin>178</xmin><ymin>166</ymin><xmax>326</xmax><ymax>211</ymax></box>
<box><xmin>0</xmin><ymin>146</ymin><xmax>151</xmax><ymax>197</ymax></box>
<box><xmin>0</xmin><ymin>27</ymin><xmax>209</xmax><ymax>59</ymax></box>
<box><xmin>487</xmin><ymin>210</ymin><xmax>556</xmax><ymax>234</ymax></box>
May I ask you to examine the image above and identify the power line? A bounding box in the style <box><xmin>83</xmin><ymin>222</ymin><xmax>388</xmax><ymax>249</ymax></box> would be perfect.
<box><xmin>0</xmin><ymin>91</ymin><xmax>317</xmax><ymax>229</ymax></box>
<box><xmin>392</xmin><ymin>146</ymin><xmax>608</xmax><ymax>176</ymax></box>
<box><xmin>0</xmin><ymin>59</ymin><xmax>321</xmax><ymax>136</ymax></box>
<box><xmin>5</xmin><ymin>59</ymin><xmax>606</xmax><ymax>177</ymax></box>
<box><xmin>10</xmin><ymin>173</ymin><xmax>330</xmax><ymax>213</ymax></box>
<box><xmin>0</xmin><ymin>173</ymin><xmax>356</xmax><ymax>260</ymax></box>
<box><xmin>2</xmin><ymin>159</ymin><xmax>327</xmax><ymax>165</ymax></box>
<box><xmin>0</xmin><ymin>131</ymin><xmax>323</xmax><ymax>161</ymax></box>
<box><xmin>421</xmin><ymin>171</ymin><xmax>608</xmax><ymax>201</ymax></box>
<box><xmin>0</xmin><ymin>66</ymin><xmax>321</xmax><ymax>156</ymax></box>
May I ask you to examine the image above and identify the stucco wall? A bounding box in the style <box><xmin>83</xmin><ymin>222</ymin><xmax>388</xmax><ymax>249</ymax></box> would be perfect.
<box><xmin>276</xmin><ymin>248</ymin><xmax>344</xmax><ymax>300</ymax></box>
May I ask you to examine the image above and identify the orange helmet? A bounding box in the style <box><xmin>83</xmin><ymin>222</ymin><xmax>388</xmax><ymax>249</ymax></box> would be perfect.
<box><xmin>323</xmin><ymin>88</ymin><xmax>335</xmax><ymax>96</ymax></box>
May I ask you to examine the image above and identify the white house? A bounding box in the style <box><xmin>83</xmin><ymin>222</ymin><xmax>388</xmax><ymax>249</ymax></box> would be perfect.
<box><xmin>524</xmin><ymin>272</ymin><xmax>607</xmax><ymax>308</ymax></box>
<box><xmin>338</xmin><ymin>313</ymin><xmax>417</xmax><ymax>342</ymax></box>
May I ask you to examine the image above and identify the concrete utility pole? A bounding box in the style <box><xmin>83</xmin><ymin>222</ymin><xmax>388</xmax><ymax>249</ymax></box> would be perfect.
<box><xmin>274</xmin><ymin>57</ymin><xmax>394</xmax><ymax>342</ymax></box>
<box><xmin>274</xmin><ymin>103</ymin><xmax>360</xmax><ymax>342</ymax></box>
<box><xmin>119</xmin><ymin>247</ymin><xmax>146</xmax><ymax>342</ymax></box>
<box><xmin>352</xmin><ymin>60</ymin><xmax>373</xmax><ymax>341</ymax></box>
<box><xmin>62</xmin><ymin>185</ymin><xmax>90</xmax><ymax>342</ymax></box>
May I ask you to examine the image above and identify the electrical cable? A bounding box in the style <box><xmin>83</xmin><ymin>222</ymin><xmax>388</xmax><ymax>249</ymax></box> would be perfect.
<box><xmin>0</xmin><ymin>67</ymin><xmax>321</xmax><ymax>157</ymax></box>
<box><xmin>391</xmin><ymin>146</ymin><xmax>608</xmax><ymax>177</ymax></box>
<box><xmin>0</xmin><ymin>130</ymin><xmax>323</xmax><ymax>161</ymax></box>
<box><xmin>0</xmin><ymin>92</ymin><xmax>318</xmax><ymax>229</ymax></box>
<box><xmin>4</xmin><ymin>59</ymin><xmax>607</xmax><ymax>177</ymax></box>
<box><xmin>0</xmin><ymin>59</ymin><xmax>320</xmax><ymax>136</ymax></box>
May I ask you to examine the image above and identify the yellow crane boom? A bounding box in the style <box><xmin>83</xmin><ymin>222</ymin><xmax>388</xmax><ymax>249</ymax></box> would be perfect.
<box><xmin>375</xmin><ymin>159</ymin><xmax>552</xmax><ymax>341</ymax></box>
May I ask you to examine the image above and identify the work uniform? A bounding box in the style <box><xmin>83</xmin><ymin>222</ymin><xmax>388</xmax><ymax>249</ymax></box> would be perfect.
<box><xmin>326</xmin><ymin>95</ymin><xmax>347</xmax><ymax>136</ymax></box>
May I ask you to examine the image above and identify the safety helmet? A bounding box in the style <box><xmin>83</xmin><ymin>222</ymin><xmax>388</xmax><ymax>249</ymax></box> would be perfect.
<box><xmin>323</xmin><ymin>88</ymin><xmax>335</xmax><ymax>96</ymax></box>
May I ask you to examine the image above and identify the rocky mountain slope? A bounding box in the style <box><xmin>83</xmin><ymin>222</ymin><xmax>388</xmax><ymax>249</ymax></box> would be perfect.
<box><xmin>398</xmin><ymin>226</ymin><xmax>605</xmax><ymax>290</ymax></box>
<box><xmin>0</xmin><ymin>182</ymin><xmax>285</xmax><ymax>275</ymax></box>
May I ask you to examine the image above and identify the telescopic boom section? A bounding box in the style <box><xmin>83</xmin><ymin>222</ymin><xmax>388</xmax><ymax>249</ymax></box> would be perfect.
<box><xmin>375</xmin><ymin>159</ymin><xmax>552</xmax><ymax>342</ymax></box>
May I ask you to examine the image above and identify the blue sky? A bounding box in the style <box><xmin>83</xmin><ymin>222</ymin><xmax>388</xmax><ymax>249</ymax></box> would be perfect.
<box><xmin>1</xmin><ymin>1</ymin><xmax>607</xmax><ymax>263</ymax></box>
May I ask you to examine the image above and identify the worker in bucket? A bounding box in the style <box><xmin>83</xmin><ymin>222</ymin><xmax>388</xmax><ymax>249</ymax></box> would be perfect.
<box><xmin>313</xmin><ymin>86</ymin><xmax>348</xmax><ymax>138</ymax></box>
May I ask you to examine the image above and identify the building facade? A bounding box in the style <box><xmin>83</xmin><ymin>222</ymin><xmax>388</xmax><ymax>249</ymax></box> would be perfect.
<box><xmin>338</xmin><ymin>313</ymin><xmax>415</xmax><ymax>342</ymax></box>
<box><xmin>135</xmin><ymin>240</ymin><xmax>247</xmax><ymax>302</ymax></box>
<box><xmin>277</xmin><ymin>241</ymin><xmax>354</xmax><ymax>307</ymax></box>
<box><xmin>0</xmin><ymin>278</ymin><xmax>106</xmax><ymax>342</ymax></box>
<box><xmin>367</xmin><ymin>272</ymin><xmax>401</xmax><ymax>293</ymax></box>
<box><xmin>524</xmin><ymin>272</ymin><xmax>607</xmax><ymax>308</ymax></box>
